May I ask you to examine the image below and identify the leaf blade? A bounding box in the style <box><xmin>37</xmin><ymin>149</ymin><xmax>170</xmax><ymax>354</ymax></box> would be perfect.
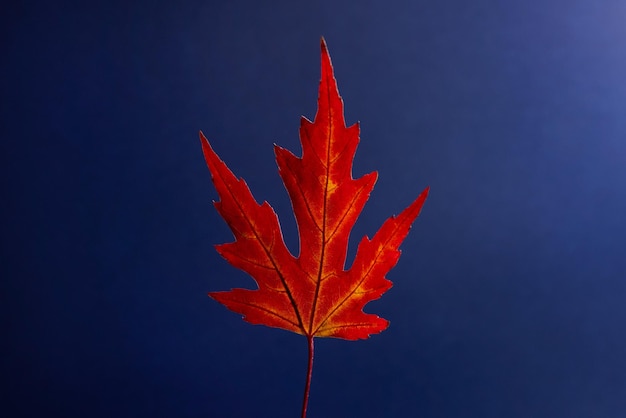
<box><xmin>201</xmin><ymin>39</ymin><xmax>428</xmax><ymax>340</ymax></box>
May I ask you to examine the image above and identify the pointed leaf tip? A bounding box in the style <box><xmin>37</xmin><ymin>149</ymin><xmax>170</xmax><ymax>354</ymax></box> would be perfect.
<box><xmin>320</xmin><ymin>39</ymin><xmax>332</xmax><ymax>73</ymax></box>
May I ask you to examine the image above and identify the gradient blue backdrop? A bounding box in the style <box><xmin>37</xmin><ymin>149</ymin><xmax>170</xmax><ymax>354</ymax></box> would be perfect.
<box><xmin>3</xmin><ymin>1</ymin><xmax>626</xmax><ymax>417</ymax></box>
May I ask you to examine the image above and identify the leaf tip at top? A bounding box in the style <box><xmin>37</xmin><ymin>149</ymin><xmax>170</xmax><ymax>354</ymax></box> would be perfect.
<box><xmin>319</xmin><ymin>36</ymin><xmax>332</xmax><ymax>76</ymax></box>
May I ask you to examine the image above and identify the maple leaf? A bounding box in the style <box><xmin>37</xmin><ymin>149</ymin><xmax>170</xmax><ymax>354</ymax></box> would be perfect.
<box><xmin>200</xmin><ymin>38</ymin><xmax>428</xmax><ymax>417</ymax></box>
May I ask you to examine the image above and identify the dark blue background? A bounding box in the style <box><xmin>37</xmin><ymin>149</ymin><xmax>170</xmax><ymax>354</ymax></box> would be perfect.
<box><xmin>3</xmin><ymin>1</ymin><xmax>625</xmax><ymax>417</ymax></box>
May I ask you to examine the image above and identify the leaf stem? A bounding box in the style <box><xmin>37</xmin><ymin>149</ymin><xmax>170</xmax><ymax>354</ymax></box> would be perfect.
<box><xmin>300</xmin><ymin>335</ymin><xmax>314</xmax><ymax>418</ymax></box>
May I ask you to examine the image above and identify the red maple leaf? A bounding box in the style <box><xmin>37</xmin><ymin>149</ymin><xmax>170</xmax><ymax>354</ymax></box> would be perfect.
<box><xmin>200</xmin><ymin>39</ymin><xmax>428</xmax><ymax>418</ymax></box>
